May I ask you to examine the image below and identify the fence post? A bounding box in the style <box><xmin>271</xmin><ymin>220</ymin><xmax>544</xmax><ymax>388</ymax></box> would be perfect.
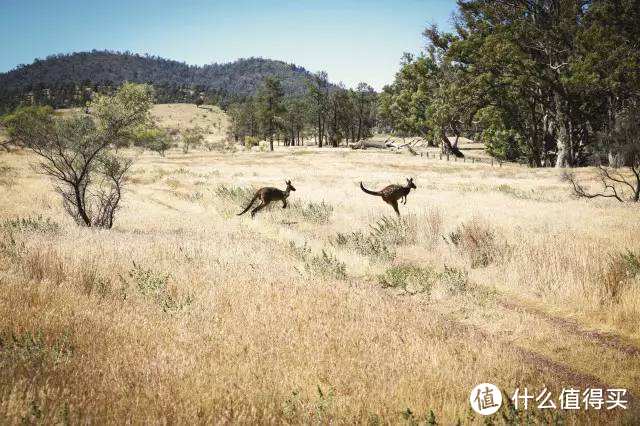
<box><xmin>440</xmin><ymin>153</ymin><xmax>442</xmax><ymax>160</ymax></box>
<box><xmin>491</xmin><ymin>158</ymin><xmax>494</xmax><ymax>166</ymax></box>
<box><xmin>446</xmin><ymin>153</ymin><xmax>450</xmax><ymax>161</ymax></box>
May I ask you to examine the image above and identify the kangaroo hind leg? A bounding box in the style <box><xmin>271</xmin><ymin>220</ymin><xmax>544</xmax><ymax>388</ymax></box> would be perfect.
<box><xmin>390</xmin><ymin>200</ymin><xmax>400</xmax><ymax>216</ymax></box>
<box><xmin>251</xmin><ymin>201</ymin><xmax>268</xmax><ymax>217</ymax></box>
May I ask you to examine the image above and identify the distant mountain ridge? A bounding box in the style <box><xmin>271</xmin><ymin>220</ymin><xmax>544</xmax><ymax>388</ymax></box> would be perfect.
<box><xmin>0</xmin><ymin>50</ymin><xmax>324</xmax><ymax>112</ymax></box>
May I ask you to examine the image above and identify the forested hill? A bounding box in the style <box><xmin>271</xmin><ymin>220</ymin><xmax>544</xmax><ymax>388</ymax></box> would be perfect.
<box><xmin>0</xmin><ymin>51</ymin><xmax>322</xmax><ymax>112</ymax></box>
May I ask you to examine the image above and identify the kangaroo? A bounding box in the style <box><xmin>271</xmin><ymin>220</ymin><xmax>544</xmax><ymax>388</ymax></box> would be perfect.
<box><xmin>360</xmin><ymin>177</ymin><xmax>417</xmax><ymax>216</ymax></box>
<box><xmin>237</xmin><ymin>180</ymin><xmax>296</xmax><ymax>218</ymax></box>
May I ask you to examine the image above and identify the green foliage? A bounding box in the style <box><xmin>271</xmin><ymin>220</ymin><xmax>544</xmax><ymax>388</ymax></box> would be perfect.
<box><xmin>378</xmin><ymin>264</ymin><xmax>434</xmax><ymax>295</ymax></box>
<box><xmin>244</xmin><ymin>135</ymin><xmax>259</xmax><ymax>149</ymax></box>
<box><xmin>475</xmin><ymin>106</ymin><xmax>524</xmax><ymax>162</ymax></box>
<box><xmin>4</xmin><ymin>84</ymin><xmax>154</xmax><ymax>229</ymax></box>
<box><xmin>369</xmin><ymin>216</ymin><xmax>416</xmax><ymax>246</ymax></box>
<box><xmin>333</xmin><ymin>216</ymin><xmax>415</xmax><ymax>262</ymax></box>
<box><xmin>215</xmin><ymin>184</ymin><xmax>256</xmax><ymax>205</ymax></box>
<box><xmin>439</xmin><ymin>265</ymin><xmax>469</xmax><ymax>295</ymax></box>
<box><xmin>256</xmin><ymin>76</ymin><xmax>285</xmax><ymax>151</ymax></box>
<box><xmin>291</xmin><ymin>200</ymin><xmax>333</xmax><ymax>223</ymax></box>
<box><xmin>1</xmin><ymin>215</ymin><xmax>59</xmax><ymax>233</ymax></box>
<box><xmin>333</xmin><ymin>230</ymin><xmax>395</xmax><ymax>261</ymax></box>
<box><xmin>181</xmin><ymin>127</ymin><xmax>204</xmax><ymax>153</ymax></box>
<box><xmin>621</xmin><ymin>250</ymin><xmax>640</xmax><ymax>278</ymax></box>
<box><xmin>289</xmin><ymin>241</ymin><xmax>346</xmax><ymax>280</ymax></box>
<box><xmin>133</xmin><ymin>126</ymin><xmax>172</xmax><ymax>156</ymax></box>
<box><xmin>126</xmin><ymin>262</ymin><xmax>192</xmax><ymax>313</ymax></box>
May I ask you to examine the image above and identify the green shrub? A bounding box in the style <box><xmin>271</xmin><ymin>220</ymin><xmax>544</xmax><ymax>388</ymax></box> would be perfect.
<box><xmin>378</xmin><ymin>264</ymin><xmax>434</xmax><ymax>295</ymax></box>
<box><xmin>244</xmin><ymin>136</ymin><xmax>259</xmax><ymax>149</ymax></box>
<box><xmin>289</xmin><ymin>241</ymin><xmax>346</xmax><ymax>279</ymax></box>
<box><xmin>291</xmin><ymin>200</ymin><xmax>333</xmax><ymax>223</ymax></box>
<box><xmin>1</xmin><ymin>215</ymin><xmax>59</xmax><ymax>233</ymax></box>
<box><xmin>334</xmin><ymin>230</ymin><xmax>395</xmax><ymax>261</ymax></box>
<box><xmin>215</xmin><ymin>184</ymin><xmax>256</xmax><ymax>205</ymax></box>
<box><xmin>125</xmin><ymin>263</ymin><xmax>192</xmax><ymax>312</ymax></box>
<box><xmin>439</xmin><ymin>265</ymin><xmax>469</xmax><ymax>295</ymax></box>
<box><xmin>369</xmin><ymin>216</ymin><xmax>416</xmax><ymax>246</ymax></box>
<box><xmin>333</xmin><ymin>216</ymin><xmax>415</xmax><ymax>262</ymax></box>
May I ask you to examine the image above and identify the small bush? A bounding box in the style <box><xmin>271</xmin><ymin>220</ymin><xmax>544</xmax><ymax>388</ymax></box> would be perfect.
<box><xmin>289</xmin><ymin>241</ymin><xmax>346</xmax><ymax>279</ymax></box>
<box><xmin>334</xmin><ymin>230</ymin><xmax>395</xmax><ymax>261</ymax></box>
<box><xmin>1</xmin><ymin>215</ymin><xmax>59</xmax><ymax>233</ymax></box>
<box><xmin>445</xmin><ymin>219</ymin><xmax>502</xmax><ymax>268</ymax></box>
<box><xmin>369</xmin><ymin>216</ymin><xmax>416</xmax><ymax>246</ymax></box>
<box><xmin>215</xmin><ymin>184</ymin><xmax>256</xmax><ymax>205</ymax></box>
<box><xmin>601</xmin><ymin>250</ymin><xmax>640</xmax><ymax>303</ymax></box>
<box><xmin>291</xmin><ymin>200</ymin><xmax>333</xmax><ymax>223</ymax></box>
<box><xmin>439</xmin><ymin>265</ymin><xmax>469</xmax><ymax>295</ymax></box>
<box><xmin>378</xmin><ymin>264</ymin><xmax>434</xmax><ymax>295</ymax></box>
<box><xmin>125</xmin><ymin>263</ymin><xmax>193</xmax><ymax>312</ymax></box>
<box><xmin>244</xmin><ymin>136</ymin><xmax>259</xmax><ymax>149</ymax></box>
<box><xmin>333</xmin><ymin>216</ymin><xmax>415</xmax><ymax>262</ymax></box>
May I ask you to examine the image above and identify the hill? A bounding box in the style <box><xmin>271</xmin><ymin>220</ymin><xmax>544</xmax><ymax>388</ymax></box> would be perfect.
<box><xmin>0</xmin><ymin>51</ymin><xmax>322</xmax><ymax>112</ymax></box>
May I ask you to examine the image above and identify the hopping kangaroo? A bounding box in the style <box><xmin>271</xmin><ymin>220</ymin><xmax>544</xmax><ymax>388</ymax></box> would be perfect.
<box><xmin>360</xmin><ymin>177</ymin><xmax>417</xmax><ymax>216</ymax></box>
<box><xmin>237</xmin><ymin>180</ymin><xmax>296</xmax><ymax>218</ymax></box>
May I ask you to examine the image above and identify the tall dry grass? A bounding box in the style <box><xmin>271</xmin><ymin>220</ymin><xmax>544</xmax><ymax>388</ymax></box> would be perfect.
<box><xmin>1</xmin><ymin>146</ymin><xmax>639</xmax><ymax>424</ymax></box>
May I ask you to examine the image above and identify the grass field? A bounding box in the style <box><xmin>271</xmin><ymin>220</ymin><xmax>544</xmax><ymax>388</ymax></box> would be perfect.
<box><xmin>1</xmin><ymin>108</ymin><xmax>639</xmax><ymax>423</ymax></box>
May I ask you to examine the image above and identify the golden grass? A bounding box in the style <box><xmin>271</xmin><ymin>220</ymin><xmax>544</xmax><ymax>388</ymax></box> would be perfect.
<box><xmin>1</xmin><ymin>146</ymin><xmax>639</xmax><ymax>424</ymax></box>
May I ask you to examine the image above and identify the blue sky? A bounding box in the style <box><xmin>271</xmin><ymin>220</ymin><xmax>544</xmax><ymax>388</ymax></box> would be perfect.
<box><xmin>0</xmin><ymin>0</ymin><xmax>458</xmax><ymax>89</ymax></box>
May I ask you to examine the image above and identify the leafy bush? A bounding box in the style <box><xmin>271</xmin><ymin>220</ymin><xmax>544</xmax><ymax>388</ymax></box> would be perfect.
<box><xmin>333</xmin><ymin>216</ymin><xmax>416</xmax><ymax>262</ymax></box>
<box><xmin>439</xmin><ymin>265</ymin><xmax>469</xmax><ymax>295</ymax></box>
<box><xmin>291</xmin><ymin>200</ymin><xmax>333</xmax><ymax>223</ymax></box>
<box><xmin>1</xmin><ymin>215</ymin><xmax>59</xmax><ymax>233</ymax></box>
<box><xmin>334</xmin><ymin>230</ymin><xmax>395</xmax><ymax>261</ymax></box>
<box><xmin>289</xmin><ymin>241</ymin><xmax>346</xmax><ymax>279</ymax></box>
<box><xmin>369</xmin><ymin>216</ymin><xmax>416</xmax><ymax>246</ymax></box>
<box><xmin>244</xmin><ymin>136</ymin><xmax>259</xmax><ymax>149</ymax></box>
<box><xmin>601</xmin><ymin>250</ymin><xmax>640</xmax><ymax>302</ymax></box>
<box><xmin>215</xmin><ymin>184</ymin><xmax>256</xmax><ymax>205</ymax></box>
<box><xmin>378</xmin><ymin>264</ymin><xmax>434</xmax><ymax>295</ymax></box>
<box><xmin>125</xmin><ymin>262</ymin><xmax>192</xmax><ymax>312</ymax></box>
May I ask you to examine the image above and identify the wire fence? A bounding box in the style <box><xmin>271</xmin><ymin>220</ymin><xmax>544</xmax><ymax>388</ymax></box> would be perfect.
<box><xmin>419</xmin><ymin>150</ymin><xmax>503</xmax><ymax>167</ymax></box>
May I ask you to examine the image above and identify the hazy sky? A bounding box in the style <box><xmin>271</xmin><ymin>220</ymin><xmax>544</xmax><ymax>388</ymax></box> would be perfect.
<box><xmin>0</xmin><ymin>0</ymin><xmax>458</xmax><ymax>90</ymax></box>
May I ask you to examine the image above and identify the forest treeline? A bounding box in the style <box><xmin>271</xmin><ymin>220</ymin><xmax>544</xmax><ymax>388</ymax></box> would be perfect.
<box><xmin>226</xmin><ymin>73</ymin><xmax>377</xmax><ymax>150</ymax></box>
<box><xmin>0</xmin><ymin>51</ymin><xmax>320</xmax><ymax>113</ymax></box>
<box><xmin>378</xmin><ymin>0</ymin><xmax>640</xmax><ymax>168</ymax></box>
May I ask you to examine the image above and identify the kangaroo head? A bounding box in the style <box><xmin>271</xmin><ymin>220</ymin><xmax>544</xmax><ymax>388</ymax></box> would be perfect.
<box><xmin>406</xmin><ymin>177</ymin><xmax>417</xmax><ymax>189</ymax></box>
<box><xmin>285</xmin><ymin>180</ymin><xmax>296</xmax><ymax>192</ymax></box>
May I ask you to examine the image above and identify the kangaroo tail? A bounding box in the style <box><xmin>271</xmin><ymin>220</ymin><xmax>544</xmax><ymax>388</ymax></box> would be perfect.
<box><xmin>237</xmin><ymin>193</ymin><xmax>259</xmax><ymax>216</ymax></box>
<box><xmin>360</xmin><ymin>182</ymin><xmax>381</xmax><ymax>196</ymax></box>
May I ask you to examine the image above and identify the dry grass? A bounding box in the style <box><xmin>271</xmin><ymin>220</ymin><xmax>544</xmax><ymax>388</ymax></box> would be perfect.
<box><xmin>1</xmin><ymin>143</ymin><xmax>639</xmax><ymax>424</ymax></box>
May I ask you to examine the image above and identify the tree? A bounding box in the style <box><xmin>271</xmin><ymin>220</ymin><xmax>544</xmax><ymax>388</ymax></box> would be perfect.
<box><xmin>564</xmin><ymin>101</ymin><xmax>640</xmax><ymax>202</ymax></box>
<box><xmin>182</xmin><ymin>127</ymin><xmax>204</xmax><ymax>153</ymax></box>
<box><xmin>306</xmin><ymin>71</ymin><xmax>329</xmax><ymax>147</ymax></box>
<box><xmin>1</xmin><ymin>83</ymin><xmax>154</xmax><ymax>228</ymax></box>
<box><xmin>256</xmin><ymin>76</ymin><xmax>285</xmax><ymax>151</ymax></box>
<box><xmin>134</xmin><ymin>126</ymin><xmax>172</xmax><ymax>156</ymax></box>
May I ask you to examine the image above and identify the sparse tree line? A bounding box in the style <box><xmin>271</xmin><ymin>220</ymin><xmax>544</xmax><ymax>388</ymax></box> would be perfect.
<box><xmin>225</xmin><ymin>74</ymin><xmax>378</xmax><ymax>150</ymax></box>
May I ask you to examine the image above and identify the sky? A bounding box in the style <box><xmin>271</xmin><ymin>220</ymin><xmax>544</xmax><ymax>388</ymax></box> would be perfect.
<box><xmin>0</xmin><ymin>0</ymin><xmax>458</xmax><ymax>90</ymax></box>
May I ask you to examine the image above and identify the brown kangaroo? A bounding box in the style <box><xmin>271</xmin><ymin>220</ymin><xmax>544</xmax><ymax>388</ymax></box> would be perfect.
<box><xmin>360</xmin><ymin>177</ymin><xmax>417</xmax><ymax>216</ymax></box>
<box><xmin>237</xmin><ymin>180</ymin><xmax>296</xmax><ymax>218</ymax></box>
